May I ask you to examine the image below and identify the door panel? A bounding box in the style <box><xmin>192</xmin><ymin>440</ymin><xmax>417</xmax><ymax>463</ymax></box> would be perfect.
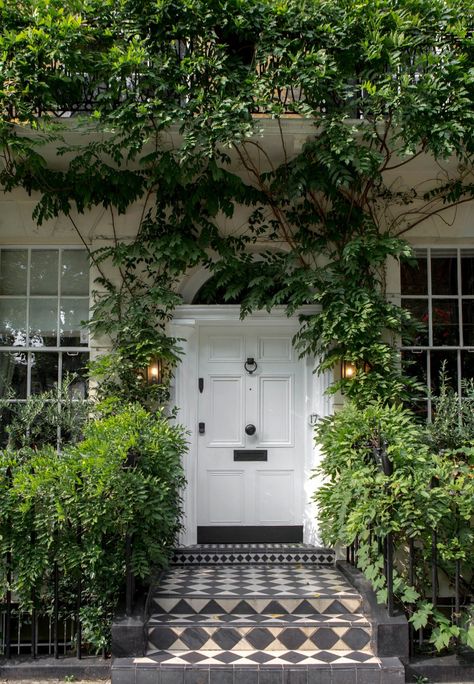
<box><xmin>258</xmin><ymin>336</ymin><xmax>292</xmax><ymax>362</ymax></box>
<box><xmin>259</xmin><ymin>375</ymin><xmax>292</xmax><ymax>445</ymax></box>
<box><xmin>197</xmin><ymin>325</ymin><xmax>304</xmax><ymax>529</ymax></box>
<box><xmin>256</xmin><ymin>470</ymin><xmax>294</xmax><ymax>523</ymax></box>
<box><xmin>208</xmin><ymin>376</ymin><xmax>244</xmax><ymax>446</ymax></box>
<box><xmin>208</xmin><ymin>470</ymin><xmax>245</xmax><ymax>523</ymax></box>
<box><xmin>208</xmin><ymin>335</ymin><xmax>244</xmax><ymax>362</ymax></box>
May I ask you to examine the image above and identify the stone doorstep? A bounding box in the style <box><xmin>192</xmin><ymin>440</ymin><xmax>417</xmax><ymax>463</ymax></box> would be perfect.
<box><xmin>111</xmin><ymin>656</ymin><xmax>405</xmax><ymax>684</ymax></box>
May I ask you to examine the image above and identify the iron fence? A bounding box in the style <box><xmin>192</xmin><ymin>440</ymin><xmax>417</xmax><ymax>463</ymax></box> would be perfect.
<box><xmin>346</xmin><ymin>437</ymin><xmax>471</xmax><ymax>657</ymax></box>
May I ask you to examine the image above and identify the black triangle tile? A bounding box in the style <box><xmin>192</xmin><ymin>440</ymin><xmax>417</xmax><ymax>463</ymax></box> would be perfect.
<box><xmin>263</xmin><ymin>600</ymin><xmax>289</xmax><ymax>614</ymax></box>
<box><xmin>324</xmin><ymin>600</ymin><xmax>354</xmax><ymax>614</ymax></box>
<box><xmin>294</xmin><ymin>599</ymin><xmax>319</xmax><ymax>614</ymax></box>
<box><xmin>199</xmin><ymin>599</ymin><xmax>226</xmax><ymax>614</ymax></box>
<box><xmin>171</xmin><ymin>599</ymin><xmax>195</xmax><ymax>614</ymax></box>
<box><xmin>233</xmin><ymin>600</ymin><xmax>258</xmax><ymax>614</ymax></box>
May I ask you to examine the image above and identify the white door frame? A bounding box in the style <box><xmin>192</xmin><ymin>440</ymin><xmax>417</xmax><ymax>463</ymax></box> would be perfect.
<box><xmin>170</xmin><ymin>305</ymin><xmax>332</xmax><ymax>546</ymax></box>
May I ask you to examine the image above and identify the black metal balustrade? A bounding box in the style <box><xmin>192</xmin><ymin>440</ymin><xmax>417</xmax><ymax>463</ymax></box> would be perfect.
<box><xmin>345</xmin><ymin>438</ymin><xmax>469</xmax><ymax>657</ymax></box>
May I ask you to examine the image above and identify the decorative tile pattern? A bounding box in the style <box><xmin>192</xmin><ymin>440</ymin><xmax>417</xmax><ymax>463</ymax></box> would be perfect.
<box><xmin>148</xmin><ymin>613</ymin><xmax>370</xmax><ymax>626</ymax></box>
<box><xmin>172</xmin><ymin>545</ymin><xmax>335</xmax><ymax>566</ymax></box>
<box><xmin>138</xmin><ymin>649</ymin><xmax>380</xmax><ymax>666</ymax></box>
<box><xmin>142</xmin><ymin>559</ymin><xmax>381</xmax><ymax>683</ymax></box>
<box><xmin>147</xmin><ymin>624</ymin><xmax>372</xmax><ymax>652</ymax></box>
<box><xmin>154</xmin><ymin>566</ymin><xmax>357</xmax><ymax>598</ymax></box>
<box><xmin>152</xmin><ymin>596</ymin><xmax>363</xmax><ymax>615</ymax></box>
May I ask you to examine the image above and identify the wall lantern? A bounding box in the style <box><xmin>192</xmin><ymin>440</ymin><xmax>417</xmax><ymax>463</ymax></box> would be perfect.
<box><xmin>145</xmin><ymin>357</ymin><xmax>163</xmax><ymax>385</ymax></box>
<box><xmin>341</xmin><ymin>360</ymin><xmax>371</xmax><ymax>380</ymax></box>
<box><xmin>341</xmin><ymin>360</ymin><xmax>357</xmax><ymax>380</ymax></box>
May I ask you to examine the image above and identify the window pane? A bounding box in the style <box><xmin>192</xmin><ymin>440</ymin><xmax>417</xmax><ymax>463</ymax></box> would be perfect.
<box><xmin>0</xmin><ymin>351</ymin><xmax>27</xmax><ymax>398</ymax></box>
<box><xmin>30</xmin><ymin>352</ymin><xmax>58</xmax><ymax>394</ymax></box>
<box><xmin>61</xmin><ymin>250</ymin><xmax>89</xmax><ymax>296</ymax></box>
<box><xmin>60</xmin><ymin>299</ymin><xmax>89</xmax><ymax>346</ymax></box>
<box><xmin>461</xmin><ymin>351</ymin><xmax>474</xmax><ymax>388</ymax></box>
<box><xmin>431</xmin><ymin>251</ymin><xmax>458</xmax><ymax>295</ymax></box>
<box><xmin>29</xmin><ymin>299</ymin><xmax>58</xmax><ymax>347</ymax></box>
<box><xmin>462</xmin><ymin>300</ymin><xmax>474</xmax><ymax>346</ymax></box>
<box><xmin>0</xmin><ymin>299</ymin><xmax>27</xmax><ymax>347</ymax></box>
<box><xmin>430</xmin><ymin>350</ymin><xmax>458</xmax><ymax>394</ymax></box>
<box><xmin>0</xmin><ymin>250</ymin><xmax>28</xmax><ymax>295</ymax></box>
<box><xmin>0</xmin><ymin>405</ymin><xmax>14</xmax><ymax>447</ymax></box>
<box><xmin>461</xmin><ymin>251</ymin><xmax>474</xmax><ymax>295</ymax></box>
<box><xmin>402</xmin><ymin>299</ymin><xmax>429</xmax><ymax>346</ymax></box>
<box><xmin>401</xmin><ymin>255</ymin><xmax>427</xmax><ymax>295</ymax></box>
<box><xmin>432</xmin><ymin>300</ymin><xmax>459</xmax><ymax>346</ymax></box>
<box><xmin>30</xmin><ymin>250</ymin><xmax>58</xmax><ymax>295</ymax></box>
<box><xmin>402</xmin><ymin>350</ymin><xmax>428</xmax><ymax>386</ymax></box>
<box><xmin>62</xmin><ymin>352</ymin><xmax>89</xmax><ymax>398</ymax></box>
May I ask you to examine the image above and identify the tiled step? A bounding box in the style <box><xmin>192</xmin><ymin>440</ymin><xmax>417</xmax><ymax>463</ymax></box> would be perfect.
<box><xmin>112</xmin><ymin>562</ymin><xmax>406</xmax><ymax>684</ymax></box>
<box><xmin>151</xmin><ymin>595</ymin><xmax>363</xmax><ymax>615</ymax></box>
<box><xmin>172</xmin><ymin>543</ymin><xmax>335</xmax><ymax>566</ymax></box>
<box><xmin>151</xmin><ymin>565</ymin><xmax>363</xmax><ymax>616</ymax></box>
<box><xmin>113</xmin><ymin>654</ymin><xmax>405</xmax><ymax>683</ymax></box>
<box><xmin>147</xmin><ymin>618</ymin><xmax>372</xmax><ymax>652</ymax></box>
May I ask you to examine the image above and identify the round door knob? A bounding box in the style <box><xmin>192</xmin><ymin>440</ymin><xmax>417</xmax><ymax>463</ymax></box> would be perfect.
<box><xmin>245</xmin><ymin>424</ymin><xmax>256</xmax><ymax>436</ymax></box>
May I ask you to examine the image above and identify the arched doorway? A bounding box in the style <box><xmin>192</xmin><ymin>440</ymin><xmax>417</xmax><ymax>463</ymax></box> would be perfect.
<box><xmin>170</xmin><ymin>270</ymin><xmax>330</xmax><ymax>546</ymax></box>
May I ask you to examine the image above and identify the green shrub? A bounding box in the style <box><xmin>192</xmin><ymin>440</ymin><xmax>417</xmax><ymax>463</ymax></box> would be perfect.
<box><xmin>0</xmin><ymin>376</ymin><xmax>91</xmax><ymax>450</ymax></box>
<box><xmin>0</xmin><ymin>403</ymin><xmax>187</xmax><ymax>651</ymax></box>
<box><xmin>314</xmin><ymin>400</ymin><xmax>474</xmax><ymax>652</ymax></box>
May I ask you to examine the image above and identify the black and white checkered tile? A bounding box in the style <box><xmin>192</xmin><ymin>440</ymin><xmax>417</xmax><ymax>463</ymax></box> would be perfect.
<box><xmin>148</xmin><ymin>612</ymin><xmax>369</xmax><ymax>626</ymax></box>
<box><xmin>152</xmin><ymin>596</ymin><xmax>363</xmax><ymax>616</ymax></box>
<box><xmin>137</xmin><ymin>649</ymin><xmax>380</xmax><ymax>666</ymax></box>
<box><xmin>154</xmin><ymin>565</ymin><xmax>356</xmax><ymax>598</ymax></box>
<box><xmin>114</xmin><ymin>560</ymin><xmax>405</xmax><ymax>684</ymax></box>
<box><xmin>148</xmin><ymin>623</ymin><xmax>372</xmax><ymax>652</ymax></box>
<box><xmin>172</xmin><ymin>544</ymin><xmax>335</xmax><ymax>566</ymax></box>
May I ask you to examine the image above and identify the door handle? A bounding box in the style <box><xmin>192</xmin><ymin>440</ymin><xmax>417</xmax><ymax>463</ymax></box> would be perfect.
<box><xmin>245</xmin><ymin>424</ymin><xmax>256</xmax><ymax>436</ymax></box>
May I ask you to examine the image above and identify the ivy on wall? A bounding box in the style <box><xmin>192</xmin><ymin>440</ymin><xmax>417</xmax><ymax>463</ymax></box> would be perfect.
<box><xmin>0</xmin><ymin>0</ymin><xmax>473</xmax><ymax>404</ymax></box>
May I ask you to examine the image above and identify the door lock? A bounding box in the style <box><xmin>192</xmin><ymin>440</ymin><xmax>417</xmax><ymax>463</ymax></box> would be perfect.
<box><xmin>245</xmin><ymin>424</ymin><xmax>256</xmax><ymax>436</ymax></box>
<box><xmin>199</xmin><ymin>422</ymin><xmax>205</xmax><ymax>434</ymax></box>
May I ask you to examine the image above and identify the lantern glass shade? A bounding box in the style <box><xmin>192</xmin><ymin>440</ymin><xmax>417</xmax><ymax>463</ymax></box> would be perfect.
<box><xmin>341</xmin><ymin>360</ymin><xmax>357</xmax><ymax>379</ymax></box>
<box><xmin>146</xmin><ymin>358</ymin><xmax>163</xmax><ymax>385</ymax></box>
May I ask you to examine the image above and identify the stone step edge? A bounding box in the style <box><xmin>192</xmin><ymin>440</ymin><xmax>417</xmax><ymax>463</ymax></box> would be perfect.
<box><xmin>150</xmin><ymin>599</ymin><xmax>364</xmax><ymax>616</ymax></box>
<box><xmin>171</xmin><ymin>555</ymin><xmax>335</xmax><ymax>564</ymax></box>
<box><xmin>147</xmin><ymin>615</ymin><xmax>371</xmax><ymax>628</ymax></box>
<box><xmin>173</xmin><ymin>545</ymin><xmax>335</xmax><ymax>551</ymax></box>
<box><xmin>115</xmin><ymin>653</ymin><xmax>402</xmax><ymax>668</ymax></box>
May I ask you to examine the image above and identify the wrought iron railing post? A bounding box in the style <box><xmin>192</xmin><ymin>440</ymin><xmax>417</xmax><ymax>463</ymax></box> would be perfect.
<box><xmin>125</xmin><ymin>533</ymin><xmax>134</xmax><ymax>617</ymax></box>
<box><xmin>5</xmin><ymin>550</ymin><xmax>11</xmax><ymax>659</ymax></box>
<box><xmin>53</xmin><ymin>561</ymin><xmax>59</xmax><ymax>659</ymax></box>
<box><xmin>123</xmin><ymin>448</ymin><xmax>139</xmax><ymax>617</ymax></box>
<box><xmin>408</xmin><ymin>538</ymin><xmax>415</xmax><ymax>657</ymax></box>
<box><xmin>5</xmin><ymin>465</ymin><xmax>12</xmax><ymax>659</ymax></box>
<box><xmin>76</xmin><ymin>527</ymin><xmax>82</xmax><ymax>659</ymax></box>
<box><xmin>386</xmin><ymin>533</ymin><xmax>394</xmax><ymax>617</ymax></box>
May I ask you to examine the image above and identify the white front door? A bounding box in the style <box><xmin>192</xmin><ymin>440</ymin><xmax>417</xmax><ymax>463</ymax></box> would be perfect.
<box><xmin>197</xmin><ymin>324</ymin><xmax>305</xmax><ymax>536</ymax></box>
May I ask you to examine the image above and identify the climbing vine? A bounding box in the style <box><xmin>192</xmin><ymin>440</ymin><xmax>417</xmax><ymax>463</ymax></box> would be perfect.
<box><xmin>1</xmin><ymin>0</ymin><xmax>473</xmax><ymax>404</ymax></box>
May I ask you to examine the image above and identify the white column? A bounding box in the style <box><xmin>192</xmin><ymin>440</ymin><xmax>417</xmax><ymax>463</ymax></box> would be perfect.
<box><xmin>169</xmin><ymin>320</ymin><xmax>199</xmax><ymax>546</ymax></box>
<box><xmin>303</xmin><ymin>357</ymin><xmax>333</xmax><ymax>545</ymax></box>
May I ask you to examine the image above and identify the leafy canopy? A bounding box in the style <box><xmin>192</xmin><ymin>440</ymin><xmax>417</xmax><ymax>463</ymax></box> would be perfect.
<box><xmin>1</xmin><ymin>0</ymin><xmax>473</xmax><ymax>402</ymax></box>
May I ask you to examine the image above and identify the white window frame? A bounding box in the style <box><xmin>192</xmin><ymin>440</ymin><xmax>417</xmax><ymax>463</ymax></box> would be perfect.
<box><xmin>401</xmin><ymin>245</ymin><xmax>474</xmax><ymax>419</ymax></box>
<box><xmin>0</xmin><ymin>245</ymin><xmax>91</xmax><ymax>401</ymax></box>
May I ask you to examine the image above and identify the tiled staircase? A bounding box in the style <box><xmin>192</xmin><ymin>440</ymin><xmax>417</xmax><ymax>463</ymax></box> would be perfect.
<box><xmin>112</xmin><ymin>545</ymin><xmax>405</xmax><ymax>684</ymax></box>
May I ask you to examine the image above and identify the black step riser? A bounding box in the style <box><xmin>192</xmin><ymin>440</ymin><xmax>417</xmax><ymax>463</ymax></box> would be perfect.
<box><xmin>147</xmin><ymin>624</ymin><xmax>373</xmax><ymax>652</ymax></box>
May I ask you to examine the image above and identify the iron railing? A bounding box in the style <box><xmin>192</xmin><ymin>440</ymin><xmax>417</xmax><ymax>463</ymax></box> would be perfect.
<box><xmin>346</xmin><ymin>438</ymin><xmax>469</xmax><ymax>657</ymax></box>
